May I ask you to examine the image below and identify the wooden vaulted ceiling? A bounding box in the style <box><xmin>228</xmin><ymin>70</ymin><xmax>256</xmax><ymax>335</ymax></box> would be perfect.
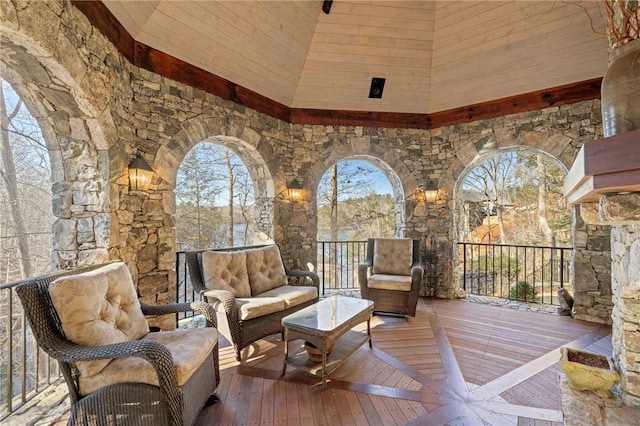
<box><xmin>97</xmin><ymin>0</ymin><xmax>608</xmax><ymax>125</ymax></box>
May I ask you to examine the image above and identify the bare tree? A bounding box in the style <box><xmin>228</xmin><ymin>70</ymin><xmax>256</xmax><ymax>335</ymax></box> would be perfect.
<box><xmin>175</xmin><ymin>146</ymin><xmax>224</xmax><ymax>249</ymax></box>
<box><xmin>463</xmin><ymin>152</ymin><xmax>516</xmax><ymax>244</ymax></box>
<box><xmin>176</xmin><ymin>142</ymin><xmax>254</xmax><ymax>249</ymax></box>
<box><xmin>0</xmin><ymin>80</ymin><xmax>52</xmax><ymax>279</ymax></box>
<box><xmin>0</xmin><ymin>87</ymin><xmax>31</xmax><ymax>278</ymax></box>
<box><xmin>224</xmin><ymin>149</ymin><xmax>234</xmax><ymax>247</ymax></box>
<box><xmin>330</xmin><ymin>165</ymin><xmax>338</xmax><ymax>242</ymax></box>
<box><xmin>536</xmin><ymin>154</ymin><xmax>554</xmax><ymax>246</ymax></box>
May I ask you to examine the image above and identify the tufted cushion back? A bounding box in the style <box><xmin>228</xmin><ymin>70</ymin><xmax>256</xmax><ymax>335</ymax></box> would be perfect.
<box><xmin>245</xmin><ymin>245</ymin><xmax>287</xmax><ymax>295</ymax></box>
<box><xmin>372</xmin><ymin>238</ymin><xmax>413</xmax><ymax>276</ymax></box>
<box><xmin>48</xmin><ymin>262</ymin><xmax>149</xmax><ymax>377</ymax></box>
<box><xmin>201</xmin><ymin>250</ymin><xmax>251</xmax><ymax>297</ymax></box>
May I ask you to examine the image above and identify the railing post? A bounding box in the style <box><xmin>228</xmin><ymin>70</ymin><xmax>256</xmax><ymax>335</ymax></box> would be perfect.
<box><xmin>560</xmin><ymin>248</ymin><xmax>564</xmax><ymax>289</ymax></box>
<box><xmin>462</xmin><ymin>243</ymin><xmax>467</xmax><ymax>291</ymax></box>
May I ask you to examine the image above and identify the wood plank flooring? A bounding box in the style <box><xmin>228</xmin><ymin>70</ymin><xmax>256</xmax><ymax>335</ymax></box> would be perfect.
<box><xmin>197</xmin><ymin>298</ymin><xmax>611</xmax><ymax>425</ymax></box>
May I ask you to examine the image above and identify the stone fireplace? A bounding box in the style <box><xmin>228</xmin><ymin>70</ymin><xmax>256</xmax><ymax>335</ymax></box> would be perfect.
<box><xmin>565</xmin><ymin>129</ymin><xmax>640</xmax><ymax>408</ymax></box>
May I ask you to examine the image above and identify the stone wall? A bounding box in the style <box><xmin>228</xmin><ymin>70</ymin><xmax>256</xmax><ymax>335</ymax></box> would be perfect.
<box><xmin>0</xmin><ymin>1</ymin><xmax>613</xmax><ymax>324</ymax></box>
<box><xmin>572</xmin><ymin>205</ymin><xmax>614</xmax><ymax>324</ymax></box>
<box><xmin>602</xmin><ymin>191</ymin><xmax>640</xmax><ymax>407</ymax></box>
<box><xmin>611</xmin><ymin>224</ymin><xmax>640</xmax><ymax>406</ymax></box>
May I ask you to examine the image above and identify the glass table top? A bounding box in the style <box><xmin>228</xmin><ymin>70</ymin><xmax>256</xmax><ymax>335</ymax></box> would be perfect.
<box><xmin>282</xmin><ymin>296</ymin><xmax>373</xmax><ymax>332</ymax></box>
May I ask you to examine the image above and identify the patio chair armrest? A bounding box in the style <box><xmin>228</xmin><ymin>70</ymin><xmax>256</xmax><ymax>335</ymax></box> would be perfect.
<box><xmin>411</xmin><ymin>265</ymin><xmax>424</xmax><ymax>290</ymax></box>
<box><xmin>141</xmin><ymin>301</ymin><xmax>217</xmax><ymax>328</ymax></box>
<box><xmin>201</xmin><ymin>289</ymin><xmax>240</xmax><ymax>323</ymax></box>
<box><xmin>358</xmin><ymin>262</ymin><xmax>372</xmax><ymax>280</ymax></box>
<box><xmin>286</xmin><ymin>269</ymin><xmax>320</xmax><ymax>289</ymax></box>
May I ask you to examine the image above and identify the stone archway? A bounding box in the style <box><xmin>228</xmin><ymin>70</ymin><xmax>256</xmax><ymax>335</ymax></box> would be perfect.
<box><xmin>307</xmin><ymin>150</ymin><xmax>420</xmax><ymax>239</ymax></box>
<box><xmin>448</xmin><ymin>127</ymin><xmax>612</xmax><ymax>322</ymax></box>
<box><xmin>1</xmin><ymin>13</ymin><xmax>120</xmax><ymax>270</ymax></box>
<box><xmin>158</xmin><ymin>116</ymin><xmax>277</xmax><ymax>247</ymax></box>
<box><xmin>312</xmin><ymin>154</ymin><xmax>408</xmax><ymax>238</ymax></box>
<box><xmin>453</xmin><ymin>146</ymin><xmax>570</xmax><ymax>245</ymax></box>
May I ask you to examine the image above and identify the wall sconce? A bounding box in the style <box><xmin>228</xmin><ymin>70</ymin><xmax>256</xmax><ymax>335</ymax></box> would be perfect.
<box><xmin>129</xmin><ymin>155</ymin><xmax>154</xmax><ymax>191</ymax></box>
<box><xmin>423</xmin><ymin>180</ymin><xmax>439</xmax><ymax>203</ymax></box>
<box><xmin>287</xmin><ymin>179</ymin><xmax>304</xmax><ymax>202</ymax></box>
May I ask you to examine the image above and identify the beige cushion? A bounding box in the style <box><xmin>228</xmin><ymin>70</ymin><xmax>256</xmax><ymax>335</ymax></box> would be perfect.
<box><xmin>235</xmin><ymin>297</ymin><xmax>285</xmax><ymax>320</ymax></box>
<box><xmin>245</xmin><ymin>245</ymin><xmax>287</xmax><ymax>295</ymax></box>
<box><xmin>373</xmin><ymin>238</ymin><xmax>413</xmax><ymax>276</ymax></box>
<box><xmin>78</xmin><ymin>327</ymin><xmax>217</xmax><ymax>394</ymax></box>
<box><xmin>258</xmin><ymin>285</ymin><xmax>317</xmax><ymax>309</ymax></box>
<box><xmin>49</xmin><ymin>262</ymin><xmax>149</xmax><ymax>377</ymax></box>
<box><xmin>202</xmin><ymin>250</ymin><xmax>251</xmax><ymax>297</ymax></box>
<box><xmin>367</xmin><ymin>274</ymin><xmax>413</xmax><ymax>291</ymax></box>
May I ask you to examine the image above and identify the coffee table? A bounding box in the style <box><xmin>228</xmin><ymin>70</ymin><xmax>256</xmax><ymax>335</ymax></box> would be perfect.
<box><xmin>281</xmin><ymin>295</ymin><xmax>374</xmax><ymax>389</ymax></box>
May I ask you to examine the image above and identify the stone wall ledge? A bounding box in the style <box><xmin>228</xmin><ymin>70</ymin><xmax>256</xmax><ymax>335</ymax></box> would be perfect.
<box><xmin>561</xmin><ymin>376</ymin><xmax>640</xmax><ymax>425</ymax></box>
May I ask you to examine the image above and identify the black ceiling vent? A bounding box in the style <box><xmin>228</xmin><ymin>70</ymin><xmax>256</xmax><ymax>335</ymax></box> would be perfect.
<box><xmin>369</xmin><ymin>77</ymin><xmax>386</xmax><ymax>99</ymax></box>
<box><xmin>322</xmin><ymin>1</ymin><xmax>333</xmax><ymax>14</ymax></box>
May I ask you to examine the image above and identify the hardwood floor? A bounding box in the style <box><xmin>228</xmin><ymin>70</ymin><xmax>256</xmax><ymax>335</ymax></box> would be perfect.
<box><xmin>197</xmin><ymin>298</ymin><xmax>611</xmax><ymax>426</ymax></box>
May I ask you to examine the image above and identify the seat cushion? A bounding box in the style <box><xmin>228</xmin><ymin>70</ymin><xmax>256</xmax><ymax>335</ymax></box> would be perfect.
<box><xmin>202</xmin><ymin>250</ymin><xmax>251</xmax><ymax>297</ymax></box>
<box><xmin>235</xmin><ymin>296</ymin><xmax>285</xmax><ymax>320</ymax></box>
<box><xmin>373</xmin><ymin>238</ymin><xmax>413</xmax><ymax>275</ymax></box>
<box><xmin>78</xmin><ymin>327</ymin><xmax>218</xmax><ymax>395</ymax></box>
<box><xmin>48</xmin><ymin>262</ymin><xmax>149</xmax><ymax>377</ymax></box>
<box><xmin>367</xmin><ymin>274</ymin><xmax>413</xmax><ymax>291</ymax></box>
<box><xmin>245</xmin><ymin>245</ymin><xmax>288</xmax><ymax>295</ymax></box>
<box><xmin>258</xmin><ymin>285</ymin><xmax>318</xmax><ymax>309</ymax></box>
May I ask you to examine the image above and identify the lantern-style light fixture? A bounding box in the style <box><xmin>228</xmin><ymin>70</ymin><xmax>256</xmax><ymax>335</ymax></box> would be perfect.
<box><xmin>423</xmin><ymin>180</ymin><xmax>439</xmax><ymax>203</ymax></box>
<box><xmin>287</xmin><ymin>179</ymin><xmax>304</xmax><ymax>202</ymax></box>
<box><xmin>129</xmin><ymin>155</ymin><xmax>154</xmax><ymax>191</ymax></box>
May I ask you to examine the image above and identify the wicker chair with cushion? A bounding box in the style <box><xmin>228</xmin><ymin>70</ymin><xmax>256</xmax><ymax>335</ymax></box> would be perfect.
<box><xmin>358</xmin><ymin>238</ymin><xmax>423</xmax><ymax>317</ymax></box>
<box><xmin>186</xmin><ymin>244</ymin><xmax>319</xmax><ymax>361</ymax></box>
<box><xmin>15</xmin><ymin>261</ymin><xmax>220</xmax><ymax>426</ymax></box>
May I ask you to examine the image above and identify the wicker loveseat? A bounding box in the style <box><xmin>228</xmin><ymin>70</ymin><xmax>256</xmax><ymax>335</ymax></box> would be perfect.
<box><xmin>186</xmin><ymin>244</ymin><xmax>319</xmax><ymax>361</ymax></box>
<box><xmin>15</xmin><ymin>261</ymin><xmax>220</xmax><ymax>426</ymax></box>
<box><xmin>358</xmin><ymin>238</ymin><xmax>423</xmax><ymax>317</ymax></box>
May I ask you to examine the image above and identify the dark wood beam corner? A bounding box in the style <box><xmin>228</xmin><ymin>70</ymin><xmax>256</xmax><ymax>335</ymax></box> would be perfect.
<box><xmin>290</xmin><ymin>109</ymin><xmax>431</xmax><ymax>130</ymax></box>
<box><xmin>428</xmin><ymin>78</ymin><xmax>603</xmax><ymax>129</ymax></box>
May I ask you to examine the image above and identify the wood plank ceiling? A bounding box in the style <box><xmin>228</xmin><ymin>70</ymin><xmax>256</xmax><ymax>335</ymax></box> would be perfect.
<box><xmin>103</xmin><ymin>0</ymin><xmax>608</xmax><ymax>115</ymax></box>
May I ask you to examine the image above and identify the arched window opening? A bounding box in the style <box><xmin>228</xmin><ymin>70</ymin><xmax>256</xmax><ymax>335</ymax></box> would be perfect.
<box><xmin>460</xmin><ymin>149</ymin><xmax>570</xmax><ymax>246</ymax></box>
<box><xmin>176</xmin><ymin>142</ymin><xmax>255</xmax><ymax>250</ymax></box>
<box><xmin>316</xmin><ymin>158</ymin><xmax>396</xmax><ymax>292</ymax></box>
<box><xmin>457</xmin><ymin>148</ymin><xmax>571</xmax><ymax>305</ymax></box>
<box><xmin>0</xmin><ymin>79</ymin><xmax>53</xmax><ymax>281</ymax></box>
<box><xmin>317</xmin><ymin>159</ymin><xmax>395</xmax><ymax>241</ymax></box>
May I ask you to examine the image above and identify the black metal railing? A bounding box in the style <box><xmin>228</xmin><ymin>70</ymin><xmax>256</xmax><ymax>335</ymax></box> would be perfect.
<box><xmin>175</xmin><ymin>251</ymin><xmax>197</xmax><ymax>324</ymax></box>
<box><xmin>0</xmin><ymin>281</ymin><xmax>62</xmax><ymax>421</ymax></box>
<box><xmin>316</xmin><ymin>240</ymin><xmax>367</xmax><ymax>295</ymax></box>
<box><xmin>457</xmin><ymin>242</ymin><xmax>572</xmax><ymax>305</ymax></box>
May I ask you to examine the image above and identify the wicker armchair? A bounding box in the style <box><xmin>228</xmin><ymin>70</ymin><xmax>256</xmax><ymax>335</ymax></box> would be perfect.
<box><xmin>358</xmin><ymin>238</ymin><xmax>423</xmax><ymax>317</ymax></box>
<box><xmin>186</xmin><ymin>244</ymin><xmax>319</xmax><ymax>361</ymax></box>
<box><xmin>15</xmin><ymin>261</ymin><xmax>220</xmax><ymax>426</ymax></box>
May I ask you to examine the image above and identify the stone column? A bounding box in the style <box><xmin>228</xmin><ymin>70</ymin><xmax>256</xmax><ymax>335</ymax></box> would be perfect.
<box><xmin>572</xmin><ymin>205</ymin><xmax>613</xmax><ymax>324</ymax></box>
<box><xmin>603</xmin><ymin>194</ymin><xmax>640</xmax><ymax>407</ymax></box>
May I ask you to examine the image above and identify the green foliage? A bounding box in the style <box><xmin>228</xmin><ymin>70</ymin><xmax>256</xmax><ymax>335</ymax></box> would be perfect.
<box><xmin>470</xmin><ymin>255</ymin><xmax>520</xmax><ymax>274</ymax></box>
<box><xmin>509</xmin><ymin>281</ymin><xmax>540</xmax><ymax>302</ymax></box>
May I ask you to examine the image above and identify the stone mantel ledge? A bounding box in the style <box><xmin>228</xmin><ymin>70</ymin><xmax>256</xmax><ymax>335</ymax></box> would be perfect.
<box><xmin>564</xmin><ymin>129</ymin><xmax>640</xmax><ymax>208</ymax></box>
